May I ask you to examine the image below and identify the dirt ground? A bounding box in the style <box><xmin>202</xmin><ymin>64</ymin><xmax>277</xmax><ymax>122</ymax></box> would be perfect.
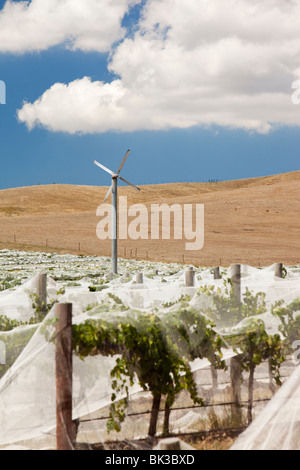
<box><xmin>0</xmin><ymin>170</ymin><xmax>300</xmax><ymax>267</ymax></box>
<box><xmin>75</xmin><ymin>428</ymin><xmax>244</xmax><ymax>451</ymax></box>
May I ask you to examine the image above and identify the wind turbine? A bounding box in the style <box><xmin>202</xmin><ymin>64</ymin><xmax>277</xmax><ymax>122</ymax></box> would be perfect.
<box><xmin>94</xmin><ymin>149</ymin><xmax>140</xmax><ymax>275</ymax></box>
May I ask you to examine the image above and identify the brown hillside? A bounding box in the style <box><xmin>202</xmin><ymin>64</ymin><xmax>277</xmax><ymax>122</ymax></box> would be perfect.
<box><xmin>0</xmin><ymin>171</ymin><xmax>300</xmax><ymax>267</ymax></box>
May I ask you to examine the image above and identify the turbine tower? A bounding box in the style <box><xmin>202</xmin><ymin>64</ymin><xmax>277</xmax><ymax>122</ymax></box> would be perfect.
<box><xmin>94</xmin><ymin>149</ymin><xmax>140</xmax><ymax>274</ymax></box>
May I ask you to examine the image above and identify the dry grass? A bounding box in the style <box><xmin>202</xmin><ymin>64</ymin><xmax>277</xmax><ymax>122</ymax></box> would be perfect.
<box><xmin>0</xmin><ymin>170</ymin><xmax>300</xmax><ymax>266</ymax></box>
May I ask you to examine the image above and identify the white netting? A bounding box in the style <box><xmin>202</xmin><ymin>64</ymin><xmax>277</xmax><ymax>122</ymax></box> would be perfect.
<box><xmin>0</xmin><ymin>250</ymin><xmax>299</xmax><ymax>449</ymax></box>
<box><xmin>231</xmin><ymin>363</ymin><xmax>300</xmax><ymax>450</ymax></box>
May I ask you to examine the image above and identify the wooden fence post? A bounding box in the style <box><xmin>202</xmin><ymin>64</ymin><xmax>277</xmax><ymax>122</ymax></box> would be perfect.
<box><xmin>37</xmin><ymin>273</ymin><xmax>47</xmax><ymax>317</ymax></box>
<box><xmin>269</xmin><ymin>262</ymin><xmax>283</xmax><ymax>392</ymax></box>
<box><xmin>230</xmin><ymin>355</ymin><xmax>242</xmax><ymax>424</ymax></box>
<box><xmin>55</xmin><ymin>303</ymin><xmax>73</xmax><ymax>451</ymax></box>
<box><xmin>230</xmin><ymin>264</ymin><xmax>242</xmax><ymax>423</ymax></box>
<box><xmin>231</xmin><ymin>264</ymin><xmax>241</xmax><ymax>305</ymax></box>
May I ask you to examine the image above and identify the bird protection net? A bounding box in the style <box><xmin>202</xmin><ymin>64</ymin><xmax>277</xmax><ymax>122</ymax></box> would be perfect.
<box><xmin>0</xmin><ymin>249</ymin><xmax>299</xmax><ymax>450</ymax></box>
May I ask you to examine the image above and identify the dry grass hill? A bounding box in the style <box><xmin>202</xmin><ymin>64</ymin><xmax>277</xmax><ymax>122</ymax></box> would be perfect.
<box><xmin>0</xmin><ymin>170</ymin><xmax>300</xmax><ymax>267</ymax></box>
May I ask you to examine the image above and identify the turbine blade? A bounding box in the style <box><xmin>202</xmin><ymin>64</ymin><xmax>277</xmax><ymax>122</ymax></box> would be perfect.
<box><xmin>117</xmin><ymin>149</ymin><xmax>130</xmax><ymax>175</ymax></box>
<box><xmin>118</xmin><ymin>175</ymin><xmax>140</xmax><ymax>191</ymax></box>
<box><xmin>104</xmin><ymin>185</ymin><xmax>113</xmax><ymax>202</ymax></box>
<box><xmin>94</xmin><ymin>160</ymin><xmax>115</xmax><ymax>176</ymax></box>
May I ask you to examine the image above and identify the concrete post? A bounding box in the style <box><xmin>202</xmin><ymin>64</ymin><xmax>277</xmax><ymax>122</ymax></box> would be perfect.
<box><xmin>136</xmin><ymin>273</ymin><xmax>143</xmax><ymax>284</ymax></box>
<box><xmin>185</xmin><ymin>266</ymin><xmax>194</xmax><ymax>287</ymax></box>
<box><xmin>155</xmin><ymin>438</ymin><xmax>195</xmax><ymax>450</ymax></box>
<box><xmin>275</xmin><ymin>263</ymin><xmax>283</xmax><ymax>278</ymax></box>
<box><xmin>213</xmin><ymin>267</ymin><xmax>221</xmax><ymax>280</ymax></box>
<box><xmin>55</xmin><ymin>303</ymin><xmax>73</xmax><ymax>451</ymax></box>
<box><xmin>159</xmin><ymin>438</ymin><xmax>181</xmax><ymax>450</ymax></box>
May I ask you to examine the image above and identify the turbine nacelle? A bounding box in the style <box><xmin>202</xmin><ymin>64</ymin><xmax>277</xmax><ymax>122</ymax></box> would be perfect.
<box><xmin>93</xmin><ymin>149</ymin><xmax>140</xmax><ymax>201</ymax></box>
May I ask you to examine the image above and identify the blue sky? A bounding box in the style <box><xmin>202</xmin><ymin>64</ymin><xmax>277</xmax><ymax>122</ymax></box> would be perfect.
<box><xmin>0</xmin><ymin>0</ymin><xmax>300</xmax><ymax>190</ymax></box>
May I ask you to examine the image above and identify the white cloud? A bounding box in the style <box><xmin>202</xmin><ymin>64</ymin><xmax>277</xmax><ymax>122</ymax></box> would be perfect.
<box><xmin>0</xmin><ymin>0</ymin><xmax>139</xmax><ymax>53</ymax></box>
<box><xmin>18</xmin><ymin>77</ymin><xmax>129</xmax><ymax>133</ymax></box>
<box><xmin>16</xmin><ymin>0</ymin><xmax>300</xmax><ymax>133</ymax></box>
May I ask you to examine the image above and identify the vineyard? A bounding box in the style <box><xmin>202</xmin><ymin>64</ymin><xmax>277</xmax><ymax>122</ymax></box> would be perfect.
<box><xmin>0</xmin><ymin>249</ymin><xmax>299</xmax><ymax>450</ymax></box>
